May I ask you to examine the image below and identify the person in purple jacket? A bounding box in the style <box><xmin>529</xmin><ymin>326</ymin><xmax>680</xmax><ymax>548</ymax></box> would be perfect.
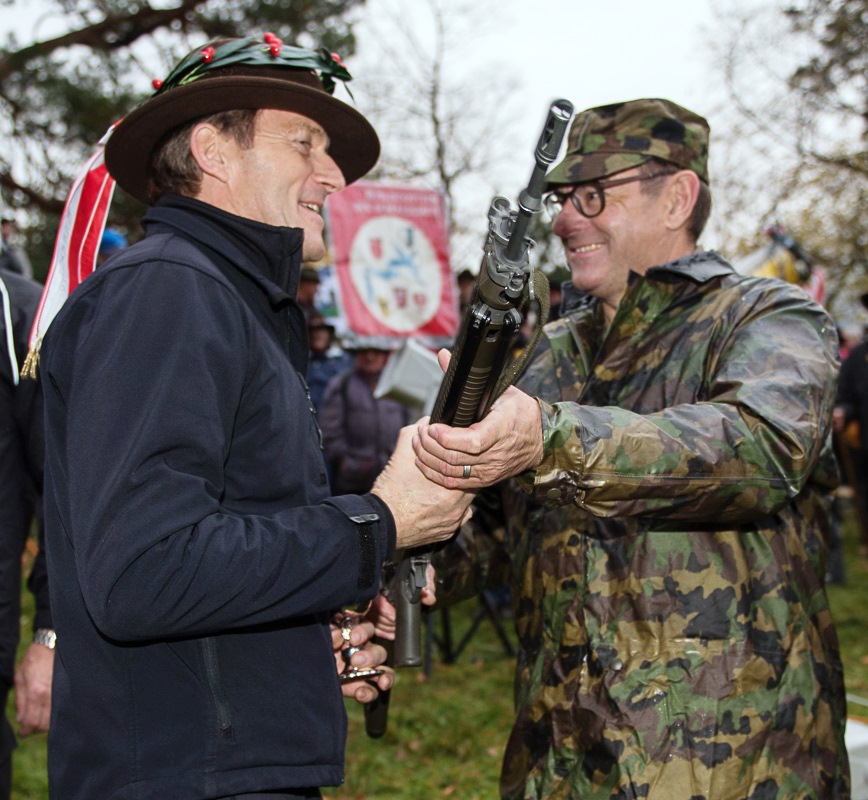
<box><xmin>320</xmin><ymin>339</ymin><xmax>414</xmax><ymax>496</ymax></box>
<box><xmin>40</xmin><ymin>36</ymin><xmax>473</xmax><ymax>800</ymax></box>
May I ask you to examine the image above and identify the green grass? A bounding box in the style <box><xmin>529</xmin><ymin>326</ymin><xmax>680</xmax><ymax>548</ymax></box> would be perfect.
<box><xmin>11</xmin><ymin>499</ymin><xmax>868</xmax><ymax>798</ymax></box>
<box><xmin>827</xmin><ymin>499</ymin><xmax>868</xmax><ymax>709</ymax></box>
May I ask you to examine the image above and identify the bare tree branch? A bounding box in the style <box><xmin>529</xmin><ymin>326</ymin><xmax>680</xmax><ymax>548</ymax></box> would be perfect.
<box><xmin>0</xmin><ymin>0</ymin><xmax>206</xmax><ymax>81</ymax></box>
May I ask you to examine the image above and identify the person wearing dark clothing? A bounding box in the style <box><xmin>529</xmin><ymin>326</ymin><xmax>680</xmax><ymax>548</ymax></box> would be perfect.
<box><xmin>0</xmin><ymin>268</ymin><xmax>54</xmax><ymax>798</ymax></box>
<box><xmin>833</xmin><ymin>310</ymin><xmax>868</xmax><ymax>531</ymax></box>
<box><xmin>306</xmin><ymin>312</ymin><xmax>352</xmax><ymax>414</ymax></box>
<box><xmin>39</xmin><ymin>36</ymin><xmax>472</xmax><ymax>800</ymax></box>
<box><xmin>456</xmin><ymin>268</ymin><xmax>475</xmax><ymax>314</ymax></box>
<box><xmin>298</xmin><ymin>265</ymin><xmax>321</xmax><ymax>322</ymax></box>
<box><xmin>320</xmin><ymin>346</ymin><xmax>414</xmax><ymax>495</ymax></box>
<box><xmin>0</xmin><ymin>220</ymin><xmax>32</xmax><ymax>279</ymax></box>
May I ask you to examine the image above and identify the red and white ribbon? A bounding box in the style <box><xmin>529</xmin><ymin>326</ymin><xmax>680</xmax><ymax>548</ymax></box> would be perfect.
<box><xmin>22</xmin><ymin>123</ymin><xmax>118</xmax><ymax>378</ymax></box>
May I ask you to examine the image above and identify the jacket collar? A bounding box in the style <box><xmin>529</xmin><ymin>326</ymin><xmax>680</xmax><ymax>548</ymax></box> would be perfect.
<box><xmin>560</xmin><ymin>250</ymin><xmax>734</xmax><ymax>318</ymax></box>
<box><xmin>557</xmin><ymin>250</ymin><xmax>736</xmax><ymax>355</ymax></box>
<box><xmin>143</xmin><ymin>195</ymin><xmax>305</xmax><ymax>305</ymax></box>
<box><xmin>643</xmin><ymin>249</ymin><xmax>734</xmax><ymax>284</ymax></box>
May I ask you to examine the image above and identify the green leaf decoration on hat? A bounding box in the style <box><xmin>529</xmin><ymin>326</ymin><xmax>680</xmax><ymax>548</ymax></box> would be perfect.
<box><xmin>154</xmin><ymin>34</ymin><xmax>353</xmax><ymax>97</ymax></box>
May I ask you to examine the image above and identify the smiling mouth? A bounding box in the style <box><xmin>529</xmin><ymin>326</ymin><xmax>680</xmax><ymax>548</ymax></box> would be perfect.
<box><xmin>300</xmin><ymin>202</ymin><xmax>322</xmax><ymax>215</ymax></box>
<box><xmin>570</xmin><ymin>243</ymin><xmax>603</xmax><ymax>254</ymax></box>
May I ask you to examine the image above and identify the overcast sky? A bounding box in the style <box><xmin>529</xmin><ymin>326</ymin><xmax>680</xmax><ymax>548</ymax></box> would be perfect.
<box><xmin>0</xmin><ymin>0</ymin><xmax>741</xmax><ymax>175</ymax></box>
<box><xmin>0</xmin><ymin>0</ymin><xmax>788</xmax><ymax>255</ymax></box>
<box><xmin>375</xmin><ymin>0</ymin><xmax>724</xmax><ymax>143</ymax></box>
<box><xmin>344</xmin><ymin>0</ymin><xmax>763</xmax><ymax>255</ymax></box>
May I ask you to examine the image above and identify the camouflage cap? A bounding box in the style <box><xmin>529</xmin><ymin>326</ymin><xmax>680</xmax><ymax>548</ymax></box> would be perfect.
<box><xmin>546</xmin><ymin>98</ymin><xmax>710</xmax><ymax>187</ymax></box>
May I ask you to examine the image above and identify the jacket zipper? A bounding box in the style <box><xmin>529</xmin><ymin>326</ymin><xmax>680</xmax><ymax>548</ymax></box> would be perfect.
<box><xmin>200</xmin><ymin>637</ymin><xmax>234</xmax><ymax>741</ymax></box>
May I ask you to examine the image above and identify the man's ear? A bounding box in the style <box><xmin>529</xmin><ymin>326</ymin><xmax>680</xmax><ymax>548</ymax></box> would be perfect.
<box><xmin>189</xmin><ymin>122</ymin><xmax>230</xmax><ymax>183</ymax></box>
<box><xmin>664</xmin><ymin>170</ymin><xmax>701</xmax><ymax>232</ymax></box>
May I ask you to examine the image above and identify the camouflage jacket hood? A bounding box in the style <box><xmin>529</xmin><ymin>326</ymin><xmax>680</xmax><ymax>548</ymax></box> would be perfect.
<box><xmin>435</xmin><ymin>250</ymin><xmax>849</xmax><ymax>799</ymax></box>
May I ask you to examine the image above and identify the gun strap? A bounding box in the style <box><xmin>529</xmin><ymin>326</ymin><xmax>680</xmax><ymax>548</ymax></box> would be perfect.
<box><xmin>484</xmin><ymin>269</ymin><xmax>550</xmax><ymax>415</ymax></box>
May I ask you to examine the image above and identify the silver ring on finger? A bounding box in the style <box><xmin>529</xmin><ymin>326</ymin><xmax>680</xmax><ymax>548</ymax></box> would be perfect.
<box><xmin>463</xmin><ymin>464</ymin><xmax>472</xmax><ymax>479</ymax></box>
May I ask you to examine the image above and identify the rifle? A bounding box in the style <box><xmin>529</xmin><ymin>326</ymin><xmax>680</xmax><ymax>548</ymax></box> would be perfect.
<box><xmin>392</xmin><ymin>98</ymin><xmax>574</xmax><ymax>671</ymax></box>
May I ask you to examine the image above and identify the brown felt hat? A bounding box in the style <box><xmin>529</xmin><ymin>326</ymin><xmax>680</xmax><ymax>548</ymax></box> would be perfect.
<box><xmin>105</xmin><ymin>37</ymin><xmax>380</xmax><ymax>204</ymax></box>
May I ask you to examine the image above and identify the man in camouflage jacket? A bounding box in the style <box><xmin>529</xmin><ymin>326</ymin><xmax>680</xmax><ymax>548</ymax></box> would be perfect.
<box><xmin>416</xmin><ymin>99</ymin><xmax>850</xmax><ymax>799</ymax></box>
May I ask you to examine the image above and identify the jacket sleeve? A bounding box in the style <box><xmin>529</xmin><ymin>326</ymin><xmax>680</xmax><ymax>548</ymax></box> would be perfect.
<box><xmin>44</xmin><ymin>263</ymin><xmax>394</xmax><ymax>642</ymax></box>
<box><xmin>431</xmin><ymin>484</ymin><xmax>512</xmax><ymax>607</ymax></box>
<box><xmin>17</xmin><ymin>371</ymin><xmax>51</xmax><ymax>630</ymax></box>
<box><xmin>0</xmin><ymin>275</ymin><xmax>51</xmax><ymax>671</ymax></box>
<box><xmin>521</xmin><ymin>286</ymin><xmax>840</xmax><ymax>523</ymax></box>
<box><xmin>0</xmin><ymin>353</ymin><xmax>27</xmax><ymax>686</ymax></box>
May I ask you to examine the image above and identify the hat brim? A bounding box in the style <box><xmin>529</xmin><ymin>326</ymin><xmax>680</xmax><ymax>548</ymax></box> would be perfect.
<box><xmin>106</xmin><ymin>75</ymin><xmax>380</xmax><ymax>204</ymax></box>
<box><xmin>545</xmin><ymin>152</ymin><xmax>652</xmax><ymax>188</ymax></box>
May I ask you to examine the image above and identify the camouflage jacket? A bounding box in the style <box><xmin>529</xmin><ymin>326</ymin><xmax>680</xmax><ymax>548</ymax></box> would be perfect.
<box><xmin>434</xmin><ymin>250</ymin><xmax>849</xmax><ymax>799</ymax></box>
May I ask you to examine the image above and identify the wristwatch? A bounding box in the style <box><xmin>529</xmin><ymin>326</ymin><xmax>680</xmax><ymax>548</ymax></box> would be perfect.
<box><xmin>33</xmin><ymin>628</ymin><xmax>57</xmax><ymax>650</ymax></box>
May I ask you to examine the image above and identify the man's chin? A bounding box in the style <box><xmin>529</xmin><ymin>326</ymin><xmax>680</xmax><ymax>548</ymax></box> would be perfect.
<box><xmin>301</xmin><ymin>239</ymin><xmax>326</xmax><ymax>264</ymax></box>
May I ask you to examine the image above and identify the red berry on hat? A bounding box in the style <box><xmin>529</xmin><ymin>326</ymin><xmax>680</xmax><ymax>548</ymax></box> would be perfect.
<box><xmin>330</xmin><ymin>52</ymin><xmax>343</xmax><ymax>65</ymax></box>
<box><xmin>264</xmin><ymin>32</ymin><xmax>278</xmax><ymax>44</ymax></box>
<box><xmin>201</xmin><ymin>46</ymin><xmax>215</xmax><ymax>63</ymax></box>
<box><xmin>152</xmin><ymin>79</ymin><xmax>163</xmax><ymax>90</ymax></box>
<box><xmin>269</xmin><ymin>41</ymin><xmax>283</xmax><ymax>56</ymax></box>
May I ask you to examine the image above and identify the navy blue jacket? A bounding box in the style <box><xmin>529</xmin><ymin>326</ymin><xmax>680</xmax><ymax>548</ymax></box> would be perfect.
<box><xmin>42</xmin><ymin>196</ymin><xmax>396</xmax><ymax>799</ymax></box>
<box><xmin>0</xmin><ymin>268</ymin><xmax>52</xmax><ymax>767</ymax></box>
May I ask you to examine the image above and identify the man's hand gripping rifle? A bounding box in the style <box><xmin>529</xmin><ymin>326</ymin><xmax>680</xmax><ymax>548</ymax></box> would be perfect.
<box><xmin>393</xmin><ymin>98</ymin><xmax>574</xmax><ymax>669</ymax></box>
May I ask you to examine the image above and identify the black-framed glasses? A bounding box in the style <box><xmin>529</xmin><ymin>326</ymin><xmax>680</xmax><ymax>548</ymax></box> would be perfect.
<box><xmin>543</xmin><ymin>171</ymin><xmax>674</xmax><ymax>220</ymax></box>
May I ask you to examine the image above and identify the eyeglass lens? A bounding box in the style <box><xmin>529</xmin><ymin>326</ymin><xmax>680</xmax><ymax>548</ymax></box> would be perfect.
<box><xmin>544</xmin><ymin>185</ymin><xmax>605</xmax><ymax>219</ymax></box>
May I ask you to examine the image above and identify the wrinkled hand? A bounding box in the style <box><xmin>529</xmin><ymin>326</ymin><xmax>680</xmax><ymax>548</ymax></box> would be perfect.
<box><xmin>331</xmin><ymin>613</ymin><xmax>393</xmax><ymax>704</ymax></box>
<box><xmin>412</xmin><ymin>349</ymin><xmax>544</xmax><ymax>489</ymax></box>
<box><xmin>372</xmin><ymin>425</ymin><xmax>474</xmax><ymax>551</ymax></box>
<box><xmin>15</xmin><ymin>642</ymin><xmax>54</xmax><ymax>736</ymax></box>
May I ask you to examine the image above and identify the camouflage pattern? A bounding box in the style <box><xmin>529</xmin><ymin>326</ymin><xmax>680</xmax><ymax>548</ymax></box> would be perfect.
<box><xmin>434</xmin><ymin>250</ymin><xmax>850</xmax><ymax>799</ymax></box>
<box><xmin>545</xmin><ymin>98</ymin><xmax>710</xmax><ymax>187</ymax></box>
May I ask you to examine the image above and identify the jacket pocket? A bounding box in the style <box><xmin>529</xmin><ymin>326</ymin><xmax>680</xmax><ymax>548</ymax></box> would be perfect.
<box><xmin>199</xmin><ymin>636</ymin><xmax>234</xmax><ymax>742</ymax></box>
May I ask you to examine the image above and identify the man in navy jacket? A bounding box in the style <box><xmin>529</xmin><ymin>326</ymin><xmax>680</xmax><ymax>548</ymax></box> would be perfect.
<box><xmin>41</xmin><ymin>37</ymin><xmax>473</xmax><ymax>799</ymax></box>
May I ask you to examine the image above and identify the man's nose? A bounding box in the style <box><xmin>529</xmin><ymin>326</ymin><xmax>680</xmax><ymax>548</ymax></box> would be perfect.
<box><xmin>551</xmin><ymin>199</ymin><xmax>583</xmax><ymax>237</ymax></box>
<box><xmin>316</xmin><ymin>152</ymin><xmax>347</xmax><ymax>195</ymax></box>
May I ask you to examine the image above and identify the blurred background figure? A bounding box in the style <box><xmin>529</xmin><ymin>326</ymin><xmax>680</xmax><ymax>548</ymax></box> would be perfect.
<box><xmin>837</xmin><ymin>324</ymin><xmax>862</xmax><ymax>364</ymax></box>
<box><xmin>0</xmin><ymin>219</ymin><xmax>32</xmax><ymax>279</ymax></box>
<box><xmin>833</xmin><ymin>295</ymin><xmax>868</xmax><ymax>559</ymax></box>
<box><xmin>306</xmin><ymin>311</ymin><xmax>352</xmax><ymax>414</ymax></box>
<box><xmin>96</xmin><ymin>228</ymin><xmax>128</xmax><ymax>266</ymax></box>
<box><xmin>0</xmin><ymin>267</ymin><xmax>54</xmax><ymax>799</ymax></box>
<box><xmin>319</xmin><ymin>339</ymin><xmax>414</xmax><ymax>495</ymax></box>
<box><xmin>298</xmin><ymin>266</ymin><xmax>321</xmax><ymax>322</ymax></box>
<box><xmin>456</xmin><ymin>268</ymin><xmax>475</xmax><ymax>314</ymax></box>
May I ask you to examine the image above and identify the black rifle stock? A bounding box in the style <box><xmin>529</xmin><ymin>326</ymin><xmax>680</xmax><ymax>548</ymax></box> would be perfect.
<box><xmin>392</xmin><ymin>98</ymin><xmax>574</xmax><ymax>670</ymax></box>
